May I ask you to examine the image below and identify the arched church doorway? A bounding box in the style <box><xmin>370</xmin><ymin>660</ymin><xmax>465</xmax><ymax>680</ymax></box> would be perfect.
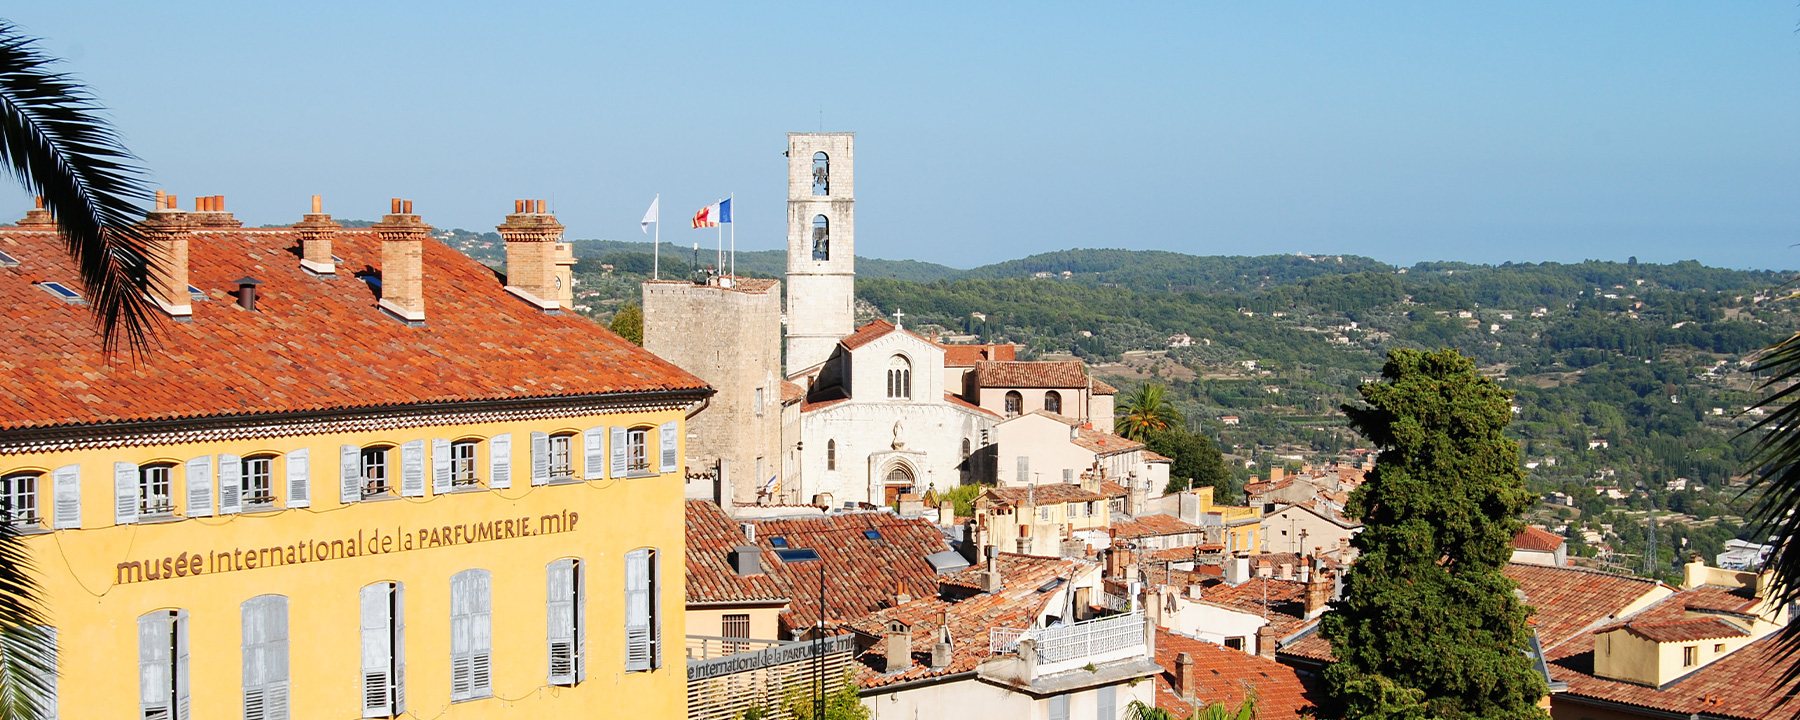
<box><xmin>882</xmin><ymin>464</ymin><xmax>915</xmax><ymax>506</ymax></box>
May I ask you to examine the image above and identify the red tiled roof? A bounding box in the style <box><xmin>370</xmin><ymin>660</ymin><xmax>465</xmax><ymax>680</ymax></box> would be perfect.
<box><xmin>781</xmin><ymin>380</ymin><xmax>806</xmax><ymax>405</ymax></box>
<box><xmin>1098</xmin><ymin>480</ymin><xmax>1131</xmax><ymax>498</ymax></box>
<box><xmin>1512</xmin><ymin>526</ymin><xmax>1567</xmax><ymax>552</ymax></box>
<box><xmin>1144</xmin><ymin>450</ymin><xmax>1173</xmax><ymax>463</ymax></box>
<box><xmin>1503</xmin><ymin>563</ymin><xmax>1667</xmax><ymax>658</ymax></box>
<box><xmin>980</xmin><ymin>484</ymin><xmax>1108</xmax><ymax>508</ymax></box>
<box><xmin>1092</xmin><ymin>378</ymin><xmax>1118</xmax><ymax>395</ymax></box>
<box><xmin>1112</xmin><ymin>514</ymin><xmax>1202</xmax><ymax>539</ymax></box>
<box><xmin>1194</xmin><ymin>577</ymin><xmax>1311</xmax><ymax>636</ymax></box>
<box><xmin>1143</xmin><ymin>545</ymin><xmax>1226</xmax><ymax>563</ymax></box>
<box><xmin>685</xmin><ymin>500</ymin><xmax>788</xmax><ymax>605</ymax></box>
<box><xmin>0</xmin><ymin>225</ymin><xmax>708</xmax><ymax>431</ymax></box>
<box><xmin>1073</xmin><ymin>426</ymin><xmax>1146</xmax><ymax>456</ymax></box>
<box><xmin>840</xmin><ymin>319</ymin><xmax>931</xmax><ymax>351</ymax></box>
<box><xmin>937</xmin><ymin>343</ymin><xmax>1017</xmax><ymax>367</ymax></box>
<box><xmin>851</xmin><ymin>554</ymin><xmax>1092</xmax><ymax>687</ymax></box>
<box><xmin>1153</xmin><ymin>629</ymin><xmax>1321</xmax><ymax>719</ymax></box>
<box><xmin>1600</xmin><ymin>617</ymin><xmax>1748</xmax><ymax>644</ymax></box>
<box><xmin>945</xmin><ymin>393</ymin><xmax>1002</xmax><ymax>419</ymax></box>
<box><xmin>748</xmin><ymin>512</ymin><xmax>953</xmax><ymax>636</ymax></box>
<box><xmin>974</xmin><ymin>360</ymin><xmax>1094</xmax><ymax>389</ymax></box>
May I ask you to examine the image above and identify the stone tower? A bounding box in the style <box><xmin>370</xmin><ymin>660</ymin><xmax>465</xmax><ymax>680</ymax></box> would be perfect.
<box><xmin>784</xmin><ymin>132</ymin><xmax>855</xmax><ymax>373</ymax></box>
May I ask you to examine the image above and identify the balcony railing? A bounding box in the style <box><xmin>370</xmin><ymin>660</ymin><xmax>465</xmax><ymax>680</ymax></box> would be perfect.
<box><xmin>989</xmin><ymin>612</ymin><xmax>1145</xmax><ymax>664</ymax></box>
<box><xmin>685</xmin><ymin>635</ymin><xmax>783</xmax><ymax>660</ymax></box>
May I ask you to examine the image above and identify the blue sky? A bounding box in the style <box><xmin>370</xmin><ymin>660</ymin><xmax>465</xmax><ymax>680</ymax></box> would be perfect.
<box><xmin>7</xmin><ymin>2</ymin><xmax>1798</xmax><ymax>270</ymax></box>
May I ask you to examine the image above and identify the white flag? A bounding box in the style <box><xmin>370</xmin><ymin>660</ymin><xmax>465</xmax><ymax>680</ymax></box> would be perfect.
<box><xmin>640</xmin><ymin>195</ymin><xmax>659</xmax><ymax>233</ymax></box>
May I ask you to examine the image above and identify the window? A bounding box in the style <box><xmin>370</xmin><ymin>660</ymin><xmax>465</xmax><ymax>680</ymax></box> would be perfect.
<box><xmin>1</xmin><ymin>472</ymin><xmax>38</xmax><ymax>526</ymax></box>
<box><xmin>961</xmin><ymin>438</ymin><xmax>972</xmax><ymax>460</ymax></box>
<box><xmin>754</xmin><ymin>387</ymin><xmax>765</xmax><ymax>416</ymax></box>
<box><xmin>450</xmin><ymin>570</ymin><xmax>492</xmax><ymax>702</ymax></box>
<box><xmin>1017</xmin><ymin>456</ymin><xmax>1030</xmax><ymax>484</ymax></box>
<box><xmin>37</xmin><ymin>281</ymin><xmax>82</xmax><ymax>303</ymax></box>
<box><xmin>1048</xmin><ymin>693</ymin><xmax>1070</xmax><ymax>720</ymax></box>
<box><xmin>1062</xmin><ymin>468</ymin><xmax>1074</xmax><ymax>484</ymax></box>
<box><xmin>723</xmin><ymin>614</ymin><xmax>750</xmax><ymax>654</ymax></box>
<box><xmin>769</xmin><ymin>537</ymin><xmax>789</xmax><ymax>548</ymax></box>
<box><xmin>624</xmin><ymin>548</ymin><xmax>662</xmax><ymax>672</ymax></box>
<box><xmin>242</xmin><ymin>595</ymin><xmax>289</xmax><ymax>720</ymax></box>
<box><xmin>243</xmin><ymin>456</ymin><xmax>276</xmax><ymax>507</ymax></box>
<box><xmin>775</xmin><ymin>548</ymin><xmax>820</xmax><ymax>563</ymax></box>
<box><xmin>1224</xmin><ymin>637</ymin><xmax>1244</xmax><ymax>651</ymax></box>
<box><xmin>450</xmin><ymin>441</ymin><xmax>479</xmax><ymax>487</ymax></box>
<box><xmin>548</xmin><ymin>559</ymin><xmax>585</xmax><ymax>686</ymax></box>
<box><xmin>1039</xmin><ymin>506</ymin><xmax>1052</xmax><ymax>522</ymax></box>
<box><xmin>1005</xmin><ymin>391</ymin><xmax>1023</xmax><ymax>418</ymax></box>
<box><xmin>549</xmin><ymin>433</ymin><xmax>574</xmax><ymax>479</ymax></box>
<box><xmin>1714</xmin><ymin>643</ymin><xmax>1726</xmax><ymax>653</ymax></box>
<box><xmin>626</xmin><ymin>428</ymin><xmax>650</xmax><ymax>474</ymax></box>
<box><xmin>360</xmin><ymin>582</ymin><xmax>405</xmax><ymax>718</ymax></box>
<box><xmin>811</xmin><ymin>215</ymin><xmax>829</xmax><ymax>261</ymax></box>
<box><xmin>1683</xmin><ymin>645</ymin><xmax>1698</xmax><ymax>667</ymax></box>
<box><xmin>812</xmin><ymin>152</ymin><xmax>830</xmax><ymax>195</ymax></box>
<box><xmin>863</xmin><ymin>530</ymin><xmax>883</xmax><ymax>540</ymax></box>
<box><xmin>826</xmin><ymin>440</ymin><xmax>836</xmax><ymax>471</ymax></box>
<box><xmin>1097</xmin><ymin>685</ymin><xmax>1116</xmax><ymax>720</ymax></box>
<box><xmin>1044</xmin><ymin>390</ymin><xmax>1063</xmax><ymax>414</ymax></box>
<box><xmin>139</xmin><ymin>609</ymin><xmax>189</xmax><ymax>720</ymax></box>
<box><xmin>360</xmin><ymin>447</ymin><xmax>391</xmax><ymax>497</ymax></box>
<box><xmin>887</xmin><ymin>355</ymin><xmax>912</xmax><ymax>399</ymax></box>
<box><xmin>139</xmin><ymin>463</ymin><xmax>175</xmax><ymax>517</ymax></box>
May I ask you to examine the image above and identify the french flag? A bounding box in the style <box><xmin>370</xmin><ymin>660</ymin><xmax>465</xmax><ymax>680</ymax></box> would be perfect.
<box><xmin>691</xmin><ymin>198</ymin><xmax>732</xmax><ymax>228</ymax></box>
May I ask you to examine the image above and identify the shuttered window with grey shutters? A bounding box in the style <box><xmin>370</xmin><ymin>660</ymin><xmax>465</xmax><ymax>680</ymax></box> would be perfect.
<box><xmin>185</xmin><ymin>456</ymin><xmax>213</xmax><ymax>518</ymax></box>
<box><xmin>609</xmin><ymin>427</ymin><xmax>627</xmax><ymax>478</ymax></box>
<box><xmin>51</xmin><ymin>464</ymin><xmax>79</xmax><ymax>530</ymax></box>
<box><xmin>658</xmin><ymin>421</ymin><xmax>678</xmax><ymax>473</ymax></box>
<box><xmin>1096</xmin><ymin>685</ymin><xmax>1115</xmax><ymax>720</ymax></box>
<box><xmin>360</xmin><ymin>582</ymin><xmax>405</xmax><ymax>718</ymax></box>
<box><xmin>529</xmin><ymin>432</ymin><xmax>550</xmax><ymax>486</ymax></box>
<box><xmin>219</xmin><ymin>454</ymin><xmax>243</xmax><ymax>515</ymax></box>
<box><xmin>546</xmin><ymin>559</ymin><xmax>583</xmax><ymax>685</ymax></box>
<box><xmin>399</xmin><ymin>441</ymin><xmax>426</xmax><ymax>498</ymax></box>
<box><xmin>1017</xmin><ymin>456</ymin><xmax>1030</xmax><ymax>485</ymax></box>
<box><xmin>285</xmin><ymin>449</ymin><xmax>310</xmax><ymax>509</ymax></box>
<box><xmin>242</xmin><ymin>595</ymin><xmax>289</xmax><ymax>720</ymax></box>
<box><xmin>139</xmin><ymin>610</ymin><xmax>188</xmax><ymax>720</ymax></box>
<box><xmin>624</xmin><ymin>548</ymin><xmax>661</xmax><ymax>671</ymax></box>
<box><xmin>581</xmin><ymin>428</ymin><xmax>605</xmax><ymax>480</ymax></box>
<box><xmin>449</xmin><ymin>570</ymin><xmax>493</xmax><ymax>701</ymax></box>
<box><xmin>1048</xmin><ymin>693</ymin><xmax>1069</xmax><ymax>720</ymax></box>
<box><xmin>489</xmin><ymin>434</ymin><xmax>512</xmax><ymax>490</ymax></box>
<box><xmin>431</xmin><ymin>439</ymin><xmax>452</xmax><ymax>495</ymax></box>
<box><xmin>340</xmin><ymin>446</ymin><xmax>361</xmax><ymax>505</ymax></box>
<box><xmin>114</xmin><ymin>462</ymin><xmax>138</xmax><ymax>525</ymax></box>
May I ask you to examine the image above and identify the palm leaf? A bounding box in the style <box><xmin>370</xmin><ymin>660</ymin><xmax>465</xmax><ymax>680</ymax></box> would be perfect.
<box><xmin>1742</xmin><ymin>330</ymin><xmax>1800</xmax><ymax>686</ymax></box>
<box><xmin>0</xmin><ymin>21</ymin><xmax>156</xmax><ymax>353</ymax></box>
<box><xmin>0</xmin><ymin>520</ymin><xmax>52</xmax><ymax>720</ymax></box>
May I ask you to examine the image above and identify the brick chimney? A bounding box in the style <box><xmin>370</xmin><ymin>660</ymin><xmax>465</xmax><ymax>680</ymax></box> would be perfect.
<box><xmin>883</xmin><ymin>619</ymin><xmax>912</xmax><ymax>673</ymax></box>
<box><xmin>498</xmin><ymin>199</ymin><xmax>573</xmax><ymax>311</ymax></box>
<box><xmin>1173</xmin><ymin>651</ymin><xmax>1196</xmax><ymax>702</ymax></box>
<box><xmin>1304</xmin><ymin>568</ymin><xmax>1332</xmax><ymax>620</ymax></box>
<box><xmin>1256</xmin><ymin>624</ymin><xmax>1279</xmax><ymax>659</ymax></box>
<box><xmin>17</xmin><ymin>196</ymin><xmax>52</xmax><ymax>226</ymax></box>
<box><xmin>194</xmin><ymin>194</ymin><xmax>240</xmax><ymax>227</ymax></box>
<box><xmin>373</xmin><ymin>198</ymin><xmax>429</xmax><ymax>325</ymax></box>
<box><xmin>295</xmin><ymin>194</ymin><xmax>340</xmax><ymax>276</ymax></box>
<box><xmin>929</xmin><ymin>611</ymin><xmax>952</xmax><ymax>670</ymax></box>
<box><xmin>1016</xmin><ymin>523</ymin><xmax>1031</xmax><ymax>554</ymax></box>
<box><xmin>144</xmin><ymin>191</ymin><xmax>195</xmax><ymax>319</ymax></box>
<box><xmin>1278</xmin><ymin>562</ymin><xmax>1293</xmax><ymax>581</ymax></box>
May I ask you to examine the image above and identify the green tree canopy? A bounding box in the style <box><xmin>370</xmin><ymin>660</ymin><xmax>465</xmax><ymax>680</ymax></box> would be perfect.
<box><xmin>1146</xmin><ymin>427</ymin><xmax>1231</xmax><ymax>499</ymax></box>
<box><xmin>609</xmin><ymin>303</ymin><xmax>643</xmax><ymax>345</ymax></box>
<box><xmin>1320</xmin><ymin>348</ymin><xmax>1544</xmax><ymax>720</ymax></box>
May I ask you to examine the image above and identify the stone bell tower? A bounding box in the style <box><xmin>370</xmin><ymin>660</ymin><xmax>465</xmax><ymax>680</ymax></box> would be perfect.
<box><xmin>784</xmin><ymin>132</ymin><xmax>855</xmax><ymax>374</ymax></box>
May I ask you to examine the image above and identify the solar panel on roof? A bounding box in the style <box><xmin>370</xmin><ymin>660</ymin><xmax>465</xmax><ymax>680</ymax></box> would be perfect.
<box><xmin>0</xmin><ymin>250</ymin><xmax>17</xmax><ymax>267</ymax></box>
<box><xmin>775</xmin><ymin>548</ymin><xmax>819</xmax><ymax>563</ymax></box>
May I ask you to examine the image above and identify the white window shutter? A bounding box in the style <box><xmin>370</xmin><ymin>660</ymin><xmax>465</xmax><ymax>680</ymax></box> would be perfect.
<box><xmin>340</xmin><ymin>446</ymin><xmax>361</xmax><ymax>505</ymax></box>
<box><xmin>530</xmin><ymin>432</ymin><xmax>550</xmax><ymax>486</ymax></box>
<box><xmin>450</xmin><ymin>573</ymin><xmax>471</xmax><ymax>700</ymax></box>
<box><xmin>582</xmin><ymin>428</ymin><xmax>605</xmax><ymax>480</ymax></box>
<box><xmin>51</xmin><ymin>465</ymin><xmax>79</xmax><ymax>530</ymax></box>
<box><xmin>547</xmin><ymin>560</ymin><xmax>576</xmax><ymax>685</ymax></box>
<box><xmin>37</xmin><ymin>626</ymin><xmax>56</xmax><ymax>720</ymax></box>
<box><xmin>114</xmin><ymin>462</ymin><xmax>138</xmax><ymax>525</ymax></box>
<box><xmin>650</xmin><ymin>549</ymin><xmax>662</xmax><ymax>669</ymax></box>
<box><xmin>489</xmin><ymin>434</ymin><xmax>512</xmax><ymax>490</ymax></box>
<box><xmin>360</xmin><ymin>584</ymin><xmax>393</xmax><ymax>718</ymax></box>
<box><xmin>658</xmin><ymin>421</ymin><xmax>678</xmax><ymax>474</ymax></box>
<box><xmin>174</xmin><ymin>611</ymin><xmax>190</xmax><ymax>720</ymax></box>
<box><xmin>285</xmin><ymin>449</ymin><xmax>310</xmax><ymax>509</ymax></box>
<box><xmin>576</xmin><ymin>558</ymin><xmax>587</xmax><ymax>681</ymax></box>
<box><xmin>1017</xmin><ymin>456</ymin><xmax>1030</xmax><ymax>484</ymax></box>
<box><xmin>431</xmin><ymin>439</ymin><xmax>452</xmax><ymax>494</ymax></box>
<box><xmin>140</xmin><ymin>613</ymin><xmax>170</xmax><ymax>720</ymax></box>
<box><xmin>624</xmin><ymin>549</ymin><xmax>650</xmax><ymax>671</ymax></box>
<box><xmin>400</xmin><ymin>440</ymin><xmax>426</xmax><ymax>498</ymax></box>
<box><xmin>243</xmin><ymin>595</ymin><xmax>289</xmax><ymax>720</ymax></box>
<box><xmin>472</xmin><ymin>572</ymin><xmax>492</xmax><ymax>697</ymax></box>
<box><xmin>218</xmin><ymin>454</ymin><xmax>242</xmax><ymax>515</ymax></box>
<box><xmin>393</xmin><ymin>583</ymin><xmax>406</xmax><ymax>715</ymax></box>
<box><xmin>184</xmin><ymin>456</ymin><xmax>213</xmax><ymax>518</ymax></box>
<box><xmin>609</xmin><ymin>427</ymin><xmax>627</xmax><ymax>478</ymax></box>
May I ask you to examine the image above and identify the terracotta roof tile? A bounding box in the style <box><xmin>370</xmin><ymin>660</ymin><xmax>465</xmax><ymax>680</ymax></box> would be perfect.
<box><xmin>1512</xmin><ymin>526</ymin><xmax>1567</xmax><ymax>552</ymax></box>
<box><xmin>1503</xmin><ymin>563</ymin><xmax>1667</xmax><ymax>657</ymax></box>
<box><xmin>1098</xmin><ymin>481</ymin><xmax>1132</xmax><ymax>498</ymax></box>
<box><xmin>980</xmin><ymin>484</ymin><xmax>1108</xmax><ymax>508</ymax></box>
<box><xmin>1552</xmin><ymin>629</ymin><xmax>1800</xmax><ymax>718</ymax></box>
<box><xmin>1092</xmin><ymin>378</ymin><xmax>1118</xmax><ymax>395</ymax></box>
<box><xmin>685</xmin><ymin>500</ymin><xmax>788</xmax><ymax>605</ymax></box>
<box><xmin>841</xmin><ymin>319</ymin><xmax>918</xmax><ymax>350</ymax></box>
<box><xmin>781</xmin><ymin>380</ymin><xmax>806</xmax><ymax>405</ymax></box>
<box><xmin>974</xmin><ymin>360</ymin><xmax>1094</xmax><ymax>389</ymax></box>
<box><xmin>746</xmin><ymin>511</ymin><xmax>953</xmax><ymax>636</ymax></box>
<box><xmin>1112</xmin><ymin>514</ymin><xmax>1203</xmax><ymax>540</ymax></box>
<box><xmin>0</xmin><ymin>226</ymin><xmax>707</xmax><ymax>431</ymax></box>
<box><xmin>945</xmin><ymin>393</ymin><xmax>1002</xmax><ymax>419</ymax></box>
<box><xmin>1153</xmin><ymin>629</ymin><xmax>1321</xmax><ymax>719</ymax></box>
<box><xmin>1601</xmin><ymin>617</ymin><xmax>1749</xmax><ymax>644</ymax></box>
<box><xmin>937</xmin><ymin>343</ymin><xmax>1017</xmax><ymax>367</ymax></box>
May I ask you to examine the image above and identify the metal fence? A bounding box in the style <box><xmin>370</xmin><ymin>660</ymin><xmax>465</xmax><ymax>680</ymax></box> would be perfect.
<box><xmin>990</xmin><ymin>626</ymin><xmax>1028</xmax><ymax>655</ymax></box>
<box><xmin>1032</xmin><ymin>612</ymin><xmax>1145</xmax><ymax>664</ymax></box>
<box><xmin>686</xmin><ymin>635</ymin><xmax>855</xmax><ymax>720</ymax></box>
<box><xmin>686</xmin><ymin>635</ymin><xmax>782</xmax><ymax>660</ymax></box>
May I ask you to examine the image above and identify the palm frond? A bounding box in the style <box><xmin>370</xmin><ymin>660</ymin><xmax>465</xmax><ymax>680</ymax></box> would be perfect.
<box><xmin>0</xmin><ymin>520</ymin><xmax>53</xmax><ymax>720</ymax></box>
<box><xmin>1743</xmin><ymin>331</ymin><xmax>1800</xmax><ymax>685</ymax></box>
<box><xmin>0</xmin><ymin>21</ymin><xmax>156</xmax><ymax>353</ymax></box>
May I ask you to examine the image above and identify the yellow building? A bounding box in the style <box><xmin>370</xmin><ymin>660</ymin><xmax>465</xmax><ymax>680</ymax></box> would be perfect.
<box><xmin>0</xmin><ymin>196</ymin><xmax>709</xmax><ymax>719</ymax></box>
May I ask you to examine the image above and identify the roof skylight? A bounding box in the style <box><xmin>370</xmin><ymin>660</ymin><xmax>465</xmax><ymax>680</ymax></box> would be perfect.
<box><xmin>775</xmin><ymin>548</ymin><xmax>820</xmax><ymax>563</ymax></box>
<box><xmin>0</xmin><ymin>250</ymin><xmax>17</xmax><ymax>267</ymax></box>
<box><xmin>38</xmin><ymin>282</ymin><xmax>82</xmax><ymax>303</ymax></box>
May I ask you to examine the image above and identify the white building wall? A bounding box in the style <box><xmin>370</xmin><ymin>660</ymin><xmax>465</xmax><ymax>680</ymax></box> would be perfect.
<box><xmin>997</xmin><ymin>414</ymin><xmax>1097</xmax><ymax>487</ymax></box>
<box><xmin>785</xmin><ymin>132</ymin><xmax>857</xmax><ymax>373</ymax></box>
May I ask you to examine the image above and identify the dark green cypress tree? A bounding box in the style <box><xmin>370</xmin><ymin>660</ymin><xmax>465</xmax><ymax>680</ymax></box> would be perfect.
<box><xmin>1320</xmin><ymin>348</ymin><xmax>1545</xmax><ymax>720</ymax></box>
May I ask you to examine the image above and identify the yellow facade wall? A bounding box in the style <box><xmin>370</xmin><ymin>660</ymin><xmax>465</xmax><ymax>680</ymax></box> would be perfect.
<box><xmin>684</xmin><ymin>606</ymin><xmax>785</xmax><ymax>643</ymax></box>
<box><xmin>14</xmin><ymin>407</ymin><xmax>690</xmax><ymax>719</ymax></box>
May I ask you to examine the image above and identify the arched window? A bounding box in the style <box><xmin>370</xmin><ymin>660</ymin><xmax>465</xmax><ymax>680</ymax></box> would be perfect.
<box><xmin>961</xmin><ymin>438</ymin><xmax>972</xmax><ymax>460</ymax></box>
<box><xmin>811</xmin><ymin>215</ymin><xmax>829</xmax><ymax>261</ymax></box>
<box><xmin>812</xmin><ymin>152</ymin><xmax>830</xmax><ymax>196</ymax></box>
<box><xmin>826</xmin><ymin>440</ymin><xmax>837</xmax><ymax>471</ymax></box>
<box><xmin>1044</xmin><ymin>390</ymin><xmax>1063</xmax><ymax>414</ymax></box>
<box><xmin>1005</xmin><ymin>391</ymin><xmax>1023</xmax><ymax>418</ymax></box>
<box><xmin>886</xmin><ymin>355</ymin><xmax>912</xmax><ymax>399</ymax></box>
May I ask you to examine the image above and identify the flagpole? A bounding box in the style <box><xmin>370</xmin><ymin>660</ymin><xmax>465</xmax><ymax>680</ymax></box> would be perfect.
<box><xmin>653</xmin><ymin>193</ymin><xmax>661</xmax><ymax>281</ymax></box>
<box><xmin>716</xmin><ymin>198</ymin><xmax>723</xmax><ymax>281</ymax></box>
<box><xmin>729</xmin><ymin>192</ymin><xmax>736</xmax><ymax>280</ymax></box>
